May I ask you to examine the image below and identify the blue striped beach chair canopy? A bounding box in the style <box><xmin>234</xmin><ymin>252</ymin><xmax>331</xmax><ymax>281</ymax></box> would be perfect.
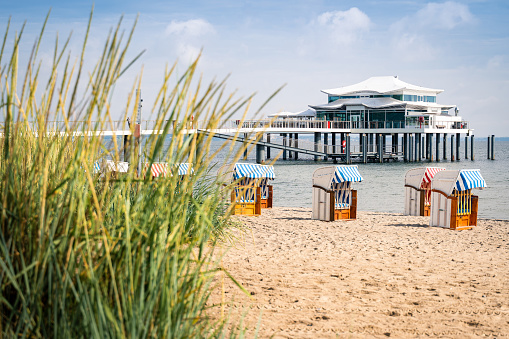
<box><xmin>233</xmin><ymin>163</ymin><xmax>275</xmax><ymax>180</ymax></box>
<box><xmin>93</xmin><ymin>161</ymin><xmax>101</xmax><ymax>173</ymax></box>
<box><xmin>331</xmin><ymin>165</ymin><xmax>363</xmax><ymax>184</ymax></box>
<box><xmin>177</xmin><ymin>163</ymin><xmax>194</xmax><ymax>176</ymax></box>
<box><xmin>431</xmin><ymin>169</ymin><xmax>486</xmax><ymax>196</ymax></box>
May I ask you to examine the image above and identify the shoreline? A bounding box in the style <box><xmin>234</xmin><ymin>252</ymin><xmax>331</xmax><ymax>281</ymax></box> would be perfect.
<box><xmin>211</xmin><ymin>207</ymin><xmax>509</xmax><ymax>338</ymax></box>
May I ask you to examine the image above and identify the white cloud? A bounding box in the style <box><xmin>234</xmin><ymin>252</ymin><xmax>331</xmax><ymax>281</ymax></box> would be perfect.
<box><xmin>163</xmin><ymin>19</ymin><xmax>215</xmax><ymax>64</ymax></box>
<box><xmin>312</xmin><ymin>8</ymin><xmax>371</xmax><ymax>46</ymax></box>
<box><xmin>165</xmin><ymin>19</ymin><xmax>215</xmax><ymax>37</ymax></box>
<box><xmin>390</xmin><ymin>2</ymin><xmax>475</xmax><ymax>61</ymax></box>
<box><xmin>414</xmin><ymin>1</ymin><xmax>475</xmax><ymax>30</ymax></box>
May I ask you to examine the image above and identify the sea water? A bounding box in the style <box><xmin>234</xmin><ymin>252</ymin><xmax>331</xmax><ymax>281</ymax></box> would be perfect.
<box><xmin>104</xmin><ymin>136</ymin><xmax>509</xmax><ymax>220</ymax></box>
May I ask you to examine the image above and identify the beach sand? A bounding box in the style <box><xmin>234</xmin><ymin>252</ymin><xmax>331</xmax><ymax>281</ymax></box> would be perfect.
<box><xmin>210</xmin><ymin>207</ymin><xmax>509</xmax><ymax>338</ymax></box>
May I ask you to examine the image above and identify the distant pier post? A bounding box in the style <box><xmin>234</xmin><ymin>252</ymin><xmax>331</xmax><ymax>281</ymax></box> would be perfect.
<box><xmin>451</xmin><ymin>135</ymin><xmax>455</xmax><ymax>161</ymax></box>
<box><xmin>331</xmin><ymin>132</ymin><xmax>337</xmax><ymax>154</ymax></box>
<box><xmin>456</xmin><ymin>133</ymin><xmax>460</xmax><ymax>161</ymax></box>
<box><xmin>443</xmin><ymin>133</ymin><xmax>447</xmax><ymax>160</ymax></box>
<box><xmin>379</xmin><ymin>134</ymin><xmax>384</xmax><ymax>163</ymax></box>
<box><xmin>435</xmin><ymin>133</ymin><xmax>440</xmax><ymax>162</ymax></box>
<box><xmin>266</xmin><ymin>134</ymin><xmax>271</xmax><ymax>159</ymax></box>
<box><xmin>487</xmin><ymin>136</ymin><xmax>490</xmax><ymax>160</ymax></box>
<box><xmin>314</xmin><ymin>132</ymin><xmax>321</xmax><ymax>162</ymax></box>
<box><xmin>490</xmin><ymin>135</ymin><xmax>495</xmax><ymax>160</ymax></box>
<box><xmin>471</xmin><ymin>135</ymin><xmax>475</xmax><ymax>161</ymax></box>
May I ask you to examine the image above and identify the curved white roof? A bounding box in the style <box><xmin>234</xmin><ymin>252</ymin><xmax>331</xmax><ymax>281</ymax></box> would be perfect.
<box><xmin>322</xmin><ymin>76</ymin><xmax>443</xmax><ymax>96</ymax></box>
<box><xmin>309</xmin><ymin>97</ymin><xmax>455</xmax><ymax>111</ymax></box>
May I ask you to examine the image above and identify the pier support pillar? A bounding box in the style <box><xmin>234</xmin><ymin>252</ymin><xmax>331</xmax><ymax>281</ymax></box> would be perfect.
<box><xmin>403</xmin><ymin>133</ymin><xmax>408</xmax><ymax>162</ymax></box>
<box><xmin>416</xmin><ymin>133</ymin><xmax>421</xmax><ymax>162</ymax></box>
<box><xmin>429</xmin><ymin>134</ymin><xmax>434</xmax><ymax>162</ymax></box>
<box><xmin>456</xmin><ymin>133</ymin><xmax>461</xmax><ymax>161</ymax></box>
<box><xmin>294</xmin><ymin>134</ymin><xmax>299</xmax><ymax>160</ymax></box>
<box><xmin>471</xmin><ymin>135</ymin><xmax>475</xmax><ymax>161</ymax></box>
<box><xmin>368</xmin><ymin>133</ymin><xmax>374</xmax><ymax>153</ymax></box>
<box><xmin>410</xmin><ymin>134</ymin><xmax>414</xmax><ymax>162</ymax></box>
<box><xmin>391</xmin><ymin>133</ymin><xmax>398</xmax><ymax>154</ymax></box>
<box><xmin>422</xmin><ymin>135</ymin><xmax>426</xmax><ymax>158</ymax></box>
<box><xmin>324</xmin><ymin>133</ymin><xmax>329</xmax><ymax>161</ymax></box>
<box><xmin>314</xmin><ymin>132</ymin><xmax>321</xmax><ymax>162</ymax></box>
<box><xmin>282</xmin><ymin>134</ymin><xmax>287</xmax><ymax>160</ymax></box>
<box><xmin>289</xmin><ymin>134</ymin><xmax>293</xmax><ymax>159</ymax></box>
<box><xmin>464</xmin><ymin>135</ymin><xmax>468</xmax><ymax>159</ymax></box>
<box><xmin>443</xmin><ymin>133</ymin><xmax>447</xmax><ymax>160</ymax></box>
<box><xmin>346</xmin><ymin>134</ymin><xmax>351</xmax><ymax>164</ymax></box>
<box><xmin>435</xmin><ymin>133</ymin><xmax>440</xmax><ymax>162</ymax></box>
<box><xmin>424</xmin><ymin>133</ymin><xmax>429</xmax><ymax>160</ymax></box>
<box><xmin>266</xmin><ymin>134</ymin><xmax>271</xmax><ymax>159</ymax></box>
<box><xmin>243</xmin><ymin>133</ymin><xmax>248</xmax><ymax>160</ymax></box>
<box><xmin>256</xmin><ymin>143</ymin><xmax>265</xmax><ymax>164</ymax></box>
<box><xmin>451</xmin><ymin>135</ymin><xmax>455</xmax><ymax>161</ymax></box>
<box><xmin>363</xmin><ymin>134</ymin><xmax>367</xmax><ymax>163</ymax></box>
<box><xmin>378</xmin><ymin>134</ymin><xmax>384</xmax><ymax>163</ymax></box>
<box><xmin>331</xmin><ymin>132</ymin><xmax>337</xmax><ymax>154</ymax></box>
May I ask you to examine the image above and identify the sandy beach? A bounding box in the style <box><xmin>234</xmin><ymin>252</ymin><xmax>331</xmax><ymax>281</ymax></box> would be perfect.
<box><xmin>211</xmin><ymin>207</ymin><xmax>509</xmax><ymax>338</ymax></box>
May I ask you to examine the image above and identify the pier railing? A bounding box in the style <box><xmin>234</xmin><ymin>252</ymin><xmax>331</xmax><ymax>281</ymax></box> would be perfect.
<box><xmin>22</xmin><ymin>118</ymin><xmax>470</xmax><ymax>132</ymax></box>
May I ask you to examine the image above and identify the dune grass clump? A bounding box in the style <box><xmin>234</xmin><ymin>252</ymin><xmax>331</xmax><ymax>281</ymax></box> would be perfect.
<box><xmin>0</xmin><ymin>12</ymin><xmax>257</xmax><ymax>337</ymax></box>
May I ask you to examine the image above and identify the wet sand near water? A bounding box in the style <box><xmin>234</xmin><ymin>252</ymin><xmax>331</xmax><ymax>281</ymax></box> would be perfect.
<box><xmin>210</xmin><ymin>207</ymin><xmax>509</xmax><ymax>338</ymax></box>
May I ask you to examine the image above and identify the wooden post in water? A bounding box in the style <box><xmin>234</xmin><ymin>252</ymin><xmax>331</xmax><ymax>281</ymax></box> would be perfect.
<box><xmin>487</xmin><ymin>136</ymin><xmax>490</xmax><ymax>160</ymax></box>
<box><xmin>491</xmin><ymin>134</ymin><xmax>495</xmax><ymax>160</ymax></box>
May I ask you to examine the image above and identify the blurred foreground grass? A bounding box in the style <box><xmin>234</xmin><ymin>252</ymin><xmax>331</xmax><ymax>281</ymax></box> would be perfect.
<box><xmin>0</xmin><ymin>11</ymin><xmax>260</xmax><ymax>337</ymax></box>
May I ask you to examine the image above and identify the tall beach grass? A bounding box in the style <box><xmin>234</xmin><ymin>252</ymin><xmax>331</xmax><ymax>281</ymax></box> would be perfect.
<box><xmin>0</xmin><ymin>11</ymin><xmax>262</xmax><ymax>337</ymax></box>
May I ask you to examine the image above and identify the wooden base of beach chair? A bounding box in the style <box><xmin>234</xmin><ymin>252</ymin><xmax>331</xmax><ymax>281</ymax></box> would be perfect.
<box><xmin>233</xmin><ymin>203</ymin><xmax>261</xmax><ymax>216</ymax></box>
<box><xmin>261</xmin><ymin>185</ymin><xmax>273</xmax><ymax>209</ymax></box>
<box><xmin>231</xmin><ymin>186</ymin><xmax>262</xmax><ymax>216</ymax></box>
<box><xmin>334</xmin><ymin>208</ymin><xmax>351</xmax><ymax>220</ymax></box>
<box><xmin>449</xmin><ymin>195</ymin><xmax>478</xmax><ymax>230</ymax></box>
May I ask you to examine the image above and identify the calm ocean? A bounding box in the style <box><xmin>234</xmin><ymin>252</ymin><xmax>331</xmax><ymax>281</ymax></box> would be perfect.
<box><xmin>107</xmin><ymin>136</ymin><xmax>509</xmax><ymax>220</ymax></box>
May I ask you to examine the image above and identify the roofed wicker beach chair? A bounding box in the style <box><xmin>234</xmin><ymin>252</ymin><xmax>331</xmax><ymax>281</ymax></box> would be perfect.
<box><xmin>105</xmin><ymin>159</ymin><xmax>129</xmax><ymax>179</ymax></box>
<box><xmin>404</xmin><ymin>167</ymin><xmax>445</xmax><ymax>216</ymax></box>
<box><xmin>429</xmin><ymin>169</ymin><xmax>486</xmax><ymax>230</ymax></box>
<box><xmin>143</xmin><ymin>162</ymin><xmax>169</xmax><ymax>179</ymax></box>
<box><xmin>219</xmin><ymin>163</ymin><xmax>275</xmax><ymax>216</ymax></box>
<box><xmin>312</xmin><ymin>165</ymin><xmax>362</xmax><ymax>221</ymax></box>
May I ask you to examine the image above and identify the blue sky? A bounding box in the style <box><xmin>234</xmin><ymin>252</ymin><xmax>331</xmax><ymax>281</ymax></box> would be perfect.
<box><xmin>2</xmin><ymin>0</ymin><xmax>509</xmax><ymax>136</ymax></box>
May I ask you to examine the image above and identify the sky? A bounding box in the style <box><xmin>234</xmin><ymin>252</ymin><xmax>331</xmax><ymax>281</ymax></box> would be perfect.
<box><xmin>1</xmin><ymin>0</ymin><xmax>509</xmax><ymax>136</ymax></box>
